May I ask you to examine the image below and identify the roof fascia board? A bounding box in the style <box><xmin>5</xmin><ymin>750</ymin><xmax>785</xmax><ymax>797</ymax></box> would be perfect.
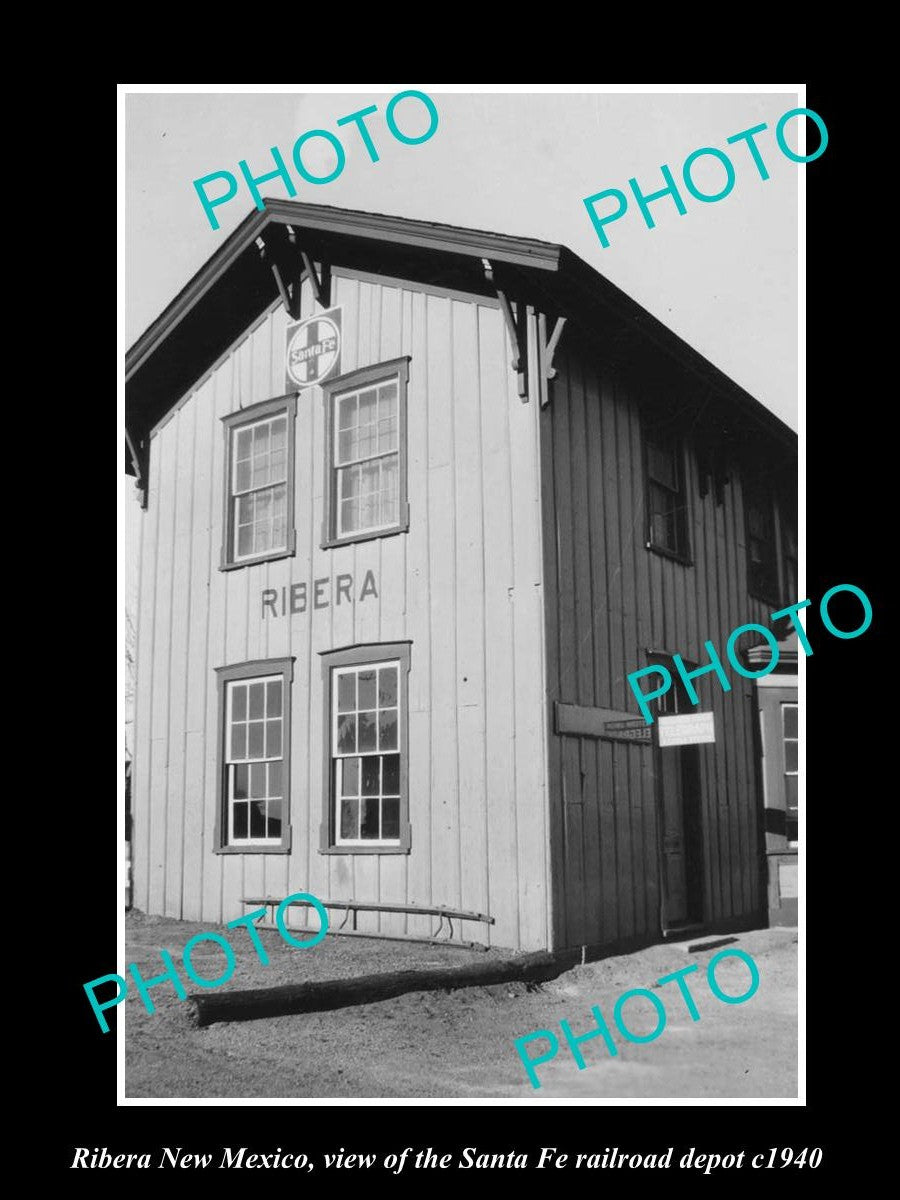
<box><xmin>126</xmin><ymin>207</ymin><xmax>271</xmax><ymax>381</ymax></box>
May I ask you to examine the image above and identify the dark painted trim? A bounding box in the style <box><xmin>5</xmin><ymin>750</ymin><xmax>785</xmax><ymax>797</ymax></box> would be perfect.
<box><xmin>219</xmin><ymin>394</ymin><xmax>297</xmax><ymax>571</ymax></box>
<box><xmin>321</xmin><ymin>357</ymin><xmax>411</xmax><ymax>550</ymax></box>
<box><xmin>214</xmin><ymin>656</ymin><xmax>295</xmax><ymax>853</ymax></box>
<box><xmin>319</xmin><ymin>642</ymin><xmax>412</xmax><ymax>855</ymax></box>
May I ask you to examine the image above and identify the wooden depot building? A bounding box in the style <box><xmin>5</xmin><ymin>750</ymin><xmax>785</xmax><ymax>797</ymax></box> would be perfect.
<box><xmin>125</xmin><ymin>201</ymin><xmax>798</xmax><ymax>953</ymax></box>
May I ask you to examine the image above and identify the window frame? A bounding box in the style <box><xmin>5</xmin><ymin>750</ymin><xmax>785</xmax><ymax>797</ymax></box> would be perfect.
<box><xmin>642</xmin><ymin>429</ymin><xmax>692</xmax><ymax>565</ymax></box>
<box><xmin>220</xmin><ymin>395</ymin><xmax>297</xmax><ymax>572</ymax></box>
<box><xmin>321</xmin><ymin>358</ymin><xmax>410</xmax><ymax>550</ymax></box>
<box><xmin>214</xmin><ymin>657</ymin><xmax>294</xmax><ymax>854</ymax></box>
<box><xmin>319</xmin><ymin>642</ymin><xmax>412</xmax><ymax>854</ymax></box>
<box><xmin>743</xmin><ymin>478</ymin><xmax>781</xmax><ymax>606</ymax></box>
<box><xmin>782</xmin><ymin>700</ymin><xmax>798</xmax><ymax>848</ymax></box>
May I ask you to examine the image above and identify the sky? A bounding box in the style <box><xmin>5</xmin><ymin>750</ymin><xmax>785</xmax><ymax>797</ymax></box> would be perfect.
<box><xmin>125</xmin><ymin>87</ymin><xmax>800</xmax><ymax>428</ymax></box>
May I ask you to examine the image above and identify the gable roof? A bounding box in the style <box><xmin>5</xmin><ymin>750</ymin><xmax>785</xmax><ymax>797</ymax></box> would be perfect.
<box><xmin>126</xmin><ymin>199</ymin><xmax>796</xmax><ymax>477</ymax></box>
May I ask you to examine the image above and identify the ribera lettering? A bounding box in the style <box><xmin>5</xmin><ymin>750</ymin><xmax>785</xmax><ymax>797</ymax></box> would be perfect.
<box><xmin>262</xmin><ymin>571</ymin><xmax>377</xmax><ymax>618</ymax></box>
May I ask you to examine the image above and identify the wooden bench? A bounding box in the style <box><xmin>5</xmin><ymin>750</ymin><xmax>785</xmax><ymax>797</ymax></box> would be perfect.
<box><xmin>242</xmin><ymin>896</ymin><xmax>495</xmax><ymax>951</ymax></box>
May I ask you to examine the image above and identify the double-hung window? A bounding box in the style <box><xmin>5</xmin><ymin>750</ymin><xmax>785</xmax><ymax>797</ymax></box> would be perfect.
<box><xmin>322</xmin><ymin>358</ymin><xmax>409</xmax><ymax>547</ymax></box>
<box><xmin>745</xmin><ymin>483</ymin><xmax>779</xmax><ymax>603</ymax></box>
<box><xmin>645</xmin><ymin>434</ymin><xmax>690</xmax><ymax>560</ymax></box>
<box><xmin>221</xmin><ymin>396</ymin><xmax>296</xmax><ymax>570</ymax></box>
<box><xmin>319</xmin><ymin>643</ymin><xmax>411</xmax><ymax>852</ymax></box>
<box><xmin>215</xmin><ymin>658</ymin><xmax>293</xmax><ymax>852</ymax></box>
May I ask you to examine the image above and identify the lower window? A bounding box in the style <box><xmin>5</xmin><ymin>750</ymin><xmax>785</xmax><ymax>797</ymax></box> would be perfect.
<box><xmin>215</xmin><ymin>658</ymin><xmax>293</xmax><ymax>852</ymax></box>
<box><xmin>320</xmin><ymin>643</ymin><xmax>411</xmax><ymax>852</ymax></box>
<box><xmin>782</xmin><ymin>701</ymin><xmax>798</xmax><ymax>844</ymax></box>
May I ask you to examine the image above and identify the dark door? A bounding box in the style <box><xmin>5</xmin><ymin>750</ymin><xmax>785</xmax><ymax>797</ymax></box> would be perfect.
<box><xmin>650</xmin><ymin>655</ymin><xmax>705</xmax><ymax>932</ymax></box>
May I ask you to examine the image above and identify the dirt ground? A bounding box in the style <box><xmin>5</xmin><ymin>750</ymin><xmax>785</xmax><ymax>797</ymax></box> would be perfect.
<box><xmin>123</xmin><ymin>912</ymin><xmax>797</xmax><ymax>1099</ymax></box>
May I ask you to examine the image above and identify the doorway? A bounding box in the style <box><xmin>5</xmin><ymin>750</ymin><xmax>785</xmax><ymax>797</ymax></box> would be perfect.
<box><xmin>650</xmin><ymin>655</ymin><xmax>705</xmax><ymax>933</ymax></box>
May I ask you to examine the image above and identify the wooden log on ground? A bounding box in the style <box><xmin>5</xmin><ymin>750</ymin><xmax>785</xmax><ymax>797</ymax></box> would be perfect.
<box><xmin>188</xmin><ymin>951</ymin><xmax>565</xmax><ymax>1028</ymax></box>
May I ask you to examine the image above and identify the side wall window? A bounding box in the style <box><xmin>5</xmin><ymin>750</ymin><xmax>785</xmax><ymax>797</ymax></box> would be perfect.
<box><xmin>319</xmin><ymin>643</ymin><xmax>411</xmax><ymax>853</ymax></box>
<box><xmin>644</xmin><ymin>432</ymin><xmax>691</xmax><ymax>561</ymax></box>
<box><xmin>214</xmin><ymin>658</ymin><xmax>294</xmax><ymax>853</ymax></box>
<box><xmin>220</xmin><ymin>396</ymin><xmax>297</xmax><ymax>570</ymax></box>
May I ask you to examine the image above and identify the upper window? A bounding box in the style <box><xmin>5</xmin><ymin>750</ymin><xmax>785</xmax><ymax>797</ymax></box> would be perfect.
<box><xmin>319</xmin><ymin>643</ymin><xmax>411</xmax><ymax>853</ymax></box>
<box><xmin>215</xmin><ymin>658</ymin><xmax>293</xmax><ymax>853</ymax></box>
<box><xmin>322</xmin><ymin>359</ymin><xmax>410</xmax><ymax>548</ymax></box>
<box><xmin>745</xmin><ymin>484</ymin><xmax>779</xmax><ymax>602</ymax></box>
<box><xmin>782</xmin><ymin>701</ymin><xmax>798</xmax><ymax>845</ymax></box>
<box><xmin>221</xmin><ymin>396</ymin><xmax>296</xmax><ymax>570</ymax></box>
<box><xmin>645</xmin><ymin>435</ymin><xmax>690</xmax><ymax>560</ymax></box>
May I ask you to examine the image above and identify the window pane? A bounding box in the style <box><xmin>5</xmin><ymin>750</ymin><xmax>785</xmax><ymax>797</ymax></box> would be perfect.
<box><xmin>340</xmin><ymin>497</ymin><xmax>360</xmax><ymax>535</ymax></box>
<box><xmin>361</xmin><ymin>756</ymin><xmax>381</xmax><ymax>796</ymax></box>
<box><xmin>233</xmin><ymin>763</ymin><xmax>249</xmax><ymax>799</ymax></box>
<box><xmin>341</xmin><ymin>465</ymin><xmax>360</xmax><ymax>499</ymax></box>
<box><xmin>267</xmin><ymin>799</ymin><xmax>282</xmax><ymax>839</ymax></box>
<box><xmin>233</xmin><ymin>802</ymin><xmax>248</xmax><ymax>839</ymax></box>
<box><xmin>253</xmin><ymin>422</ymin><xmax>269</xmax><ymax>453</ymax></box>
<box><xmin>237</xmin><ymin>523</ymin><xmax>254</xmax><ymax>557</ymax></box>
<box><xmin>783</xmin><ymin>705</ymin><xmax>797</xmax><ymax>739</ymax></box>
<box><xmin>378</xmin><ymin>384</ymin><xmax>398</xmax><ymax>451</ymax></box>
<box><xmin>382</xmin><ymin>753</ymin><xmax>400</xmax><ymax>795</ymax></box>
<box><xmin>268</xmin><ymin>760</ymin><xmax>282</xmax><ymax>797</ymax></box>
<box><xmin>270</xmin><ymin>448</ymin><xmax>286</xmax><ymax>482</ymax></box>
<box><xmin>250</xmin><ymin>762</ymin><xmax>267</xmax><ymax>798</ymax></box>
<box><xmin>232</xmin><ymin>685</ymin><xmax>247</xmax><ymax>721</ymax></box>
<box><xmin>648</xmin><ymin>443</ymin><xmax>676</xmax><ymax>489</ymax></box>
<box><xmin>785</xmin><ymin>772</ymin><xmax>798</xmax><ymax>815</ymax></box>
<box><xmin>379</xmin><ymin>667</ymin><xmax>397</xmax><ymax>707</ymax></box>
<box><xmin>381</xmin><ymin>455</ymin><xmax>399</xmax><ymax>523</ymax></box>
<box><xmin>379</xmin><ymin>709</ymin><xmax>398</xmax><ymax>752</ymax></box>
<box><xmin>337</xmin><ymin>714</ymin><xmax>357</xmax><ymax>754</ymax></box>
<box><xmin>340</xmin><ymin>797</ymin><xmax>359</xmax><ymax>840</ymax></box>
<box><xmin>266</xmin><ymin>719</ymin><xmax>282</xmax><ymax>758</ymax></box>
<box><xmin>382</xmin><ymin>796</ymin><xmax>400</xmax><ymax>840</ymax></box>
<box><xmin>784</xmin><ymin>740</ymin><xmax>798</xmax><ymax>773</ymax></box>
<box><xmin>360</xmin><ymin>797</ymin><xmax>380</xmax><ymax>839</ymax></box>
<box><xmin>236</xmin><ymin>429</ymin><xmax>253</xmax><ymax>460</ymax></box>
<box><xmin>271</xmin><ymin>417</ymin><xmax>286</xmax><ymax>449</ymax></box>
<box><xmin>266</xmin><ymin>680</ymin><xmax>282</xmax><ymax>717</ymax></box>
<box><xmin>250</xmin><ymin>800</ymin><xmax>267</xmax><ymax>839</ymax></box>
<box><xmin>358</xmin><ymin>670</ymin><xmax>377</xmax><ymax>710</ymax></box>
<box><xmin>249</xmin><ymin>683</ymin><xmax>265</xmax><ymax>719</ymax></box>
<box><xmin>358</xmin><ymin>711</ymin><xmax>377</xmax><ymax>752</ymax></box>
<box><xmin>341</xmin><ymin>756</ymin><xmax>360</xmax><ymax>796</ymax></box>
<box><xmin>230</xmin><ymin>724</ymin><xmax>246</xmax><ymax>760</ymax></box>
<box><xmin>337</xmin><ymin>673</ymin><xmax>356</xmax><ymax>713</ymax></box>
<box><xmin>338</xmin><ymin>429</ymin><xmax>356</xmax><ymax>464</ymax></box>
<box><xmin>359</xmin><ymin>462</ymin><xmax>380</xmax><ymax>528</ymax></box>
<box><xmin>338</xmin><ymin>395</ymin><xmax>357</xmax><ymax>431</ymax></box>
<box><xmin>248</xmin><ymin>721</ymin><xmax>265</xmax><ymax>758</ymax></box>
<box><xmin>236</xmin><ymin>459</ymin><xmax>251</xmax><ymax>492</ymax></box>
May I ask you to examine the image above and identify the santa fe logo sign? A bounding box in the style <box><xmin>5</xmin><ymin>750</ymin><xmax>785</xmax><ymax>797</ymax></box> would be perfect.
<box><xmin>285</xmin><ymin>307</ymin><xmax>342</xmax><ymax>391</ymax></box>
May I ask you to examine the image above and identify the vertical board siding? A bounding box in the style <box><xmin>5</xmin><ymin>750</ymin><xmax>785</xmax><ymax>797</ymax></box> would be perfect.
<box><xmin>541</xmin><ymin>344</ymin><xmax>769</xmax><ymax>950</ymax></box>
<box><xmin>134</xmin><ymin>274</ymin><xmax>549</xmax><ymax>952</ymax></box>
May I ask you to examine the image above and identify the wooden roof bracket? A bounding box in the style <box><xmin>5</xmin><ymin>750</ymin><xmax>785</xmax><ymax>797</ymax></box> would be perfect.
<box><xmin>483</xmin><ymin>258</ymin><xmax>528</xmax><ymax>401</ymax></box>
<box><xmin>537</xmin><ymin>312</ymin><xmax>567</xmax><ymax>408</ymax></box>
<box><xmin>256</xmin><ymin>227</ymin><xmax>332</xmax><ymax>319</ymax></box>
<box><xmin>125</xmin><ymin>427</ymin><xmax>148</xmax><ymax>509</ymax></box>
